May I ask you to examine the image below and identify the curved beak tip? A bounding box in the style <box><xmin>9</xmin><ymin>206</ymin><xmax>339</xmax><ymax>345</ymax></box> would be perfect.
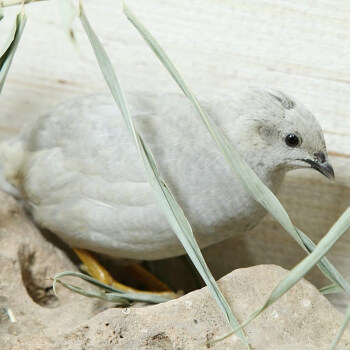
<box><xmin>301</xmin><ymin>158</ymin><xmax>335</xmax><ymax>182</ymax></box>
<box><xmin>323</xmin><ymin>167</ymin><xmax>335</xmax><ymax>182</ymax></box>
<box><xmin>317</xmin><ymin>160</ymin><xmax>335</xmax><ymax>182</ymax></box>
<box><xmin>326</xmin><ymin>165</ymin><xmax>335</xmax><ymax>182</ymax></box>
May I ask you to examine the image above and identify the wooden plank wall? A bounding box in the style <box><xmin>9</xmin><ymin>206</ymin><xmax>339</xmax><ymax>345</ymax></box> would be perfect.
<box><xmin>1</xmin><ymin>0</ymin><xmax>349</xmax><ymax>310</ymax></box>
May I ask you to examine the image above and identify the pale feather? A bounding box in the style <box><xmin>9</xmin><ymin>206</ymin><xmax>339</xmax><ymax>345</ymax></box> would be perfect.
<box><xmin>0</xmin><ymin>89</ymin><xmax>326</xmax><ymax>260</ymax></box>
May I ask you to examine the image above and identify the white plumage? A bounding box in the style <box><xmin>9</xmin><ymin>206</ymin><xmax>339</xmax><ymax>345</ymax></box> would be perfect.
<box><xmin>0</xmin><ymin>88</ymin><xmax>332</xmax><ymax>260</ymax></box>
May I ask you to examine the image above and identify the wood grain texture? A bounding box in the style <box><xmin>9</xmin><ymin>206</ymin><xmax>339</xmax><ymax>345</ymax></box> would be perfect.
<box><xmin>0</xmin><ymin>0</ymin><xmax>349</xmax><ymax>309</ymax></box>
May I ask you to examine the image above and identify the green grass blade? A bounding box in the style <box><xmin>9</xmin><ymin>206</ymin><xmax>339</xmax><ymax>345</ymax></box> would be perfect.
<box><xmin>121</xmin><ymin>0</ymin><xmax>350</xmax><ymax>296</ymax></box>
<box><xmin>121</xmin><ymin>0</ymin><xmax>301</xmax><ymax>244</ymax></box>
<box><xmin>53</xmin><ymin>270</ymin><xmax>128</xmax><ymax>294</ymax></box>
<box><xmin>78</xmin><ymin>3</ymin><xmax>249</xmax><ymax>347</ymax></box>
<box><xmin>54</xmin><ymin>278</ymin><xmax>130</xmax><ymax>304</ymax></box>
<box><xmin>320</xmin><ymin>277</ymin><xmax>350</xmax><ymax>295</ymax></box>
<box><xmin>52</xmin><ymin>270</ymin><xmax>170</xmax><ymax>304</ymax></box>
<box><xmin>328</xmin><ymin>303</ymin><xmax>350</xmax><ymax>350</ymax></box>
<box><xmin>210</xmin><ymin>206</ymin><xmax>350</xmax><ymax>345</ymax></box>
<box><xmin>0</xmin><ymin>6</ymin><xmax>27</xmax><ymax>93</ymax></box>
<box><xmin>296</xmin><ymin>228</ymin><xmax>350</xmax><ymax>294</ymax></box>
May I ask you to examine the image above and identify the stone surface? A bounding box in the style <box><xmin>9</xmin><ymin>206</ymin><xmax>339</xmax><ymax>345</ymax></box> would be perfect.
<box><xmin>0</xmin><ymin>191</ymin><xmax>110</xmax><ymax>347</ymax></box>
<box><xmin>0</xmin><ymin>191</ymin><xmax>349</xmax><ymax>350</ymax></box>
<box><xmin>34</xmin><ymin>265</ymin><xmax>350</xmax><ymax>350</ymax></box>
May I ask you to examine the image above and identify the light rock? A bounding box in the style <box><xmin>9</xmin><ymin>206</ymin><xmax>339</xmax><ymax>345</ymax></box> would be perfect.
<box><xmin>0</xmin><ymin>191</ymin><xmax>349</xmax><ymax>350</ymax></box>
<box><xmin>0</xmin><ymin>192</ymin><xmax>110</xmax><ymax>348</ymax></box>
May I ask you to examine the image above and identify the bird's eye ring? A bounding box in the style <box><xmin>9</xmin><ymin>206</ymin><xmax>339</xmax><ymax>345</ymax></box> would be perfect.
<box><xmin>285</xmin><ymin>133</ymin><xmax>300</xmax><ymax>148</ymax></box>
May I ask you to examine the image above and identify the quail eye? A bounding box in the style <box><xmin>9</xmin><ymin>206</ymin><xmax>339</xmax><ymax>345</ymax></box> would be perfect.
<box><xmin>285</xmin><ymin>133</ymin><xmax>300</xmax><ymax>148</ymax></box>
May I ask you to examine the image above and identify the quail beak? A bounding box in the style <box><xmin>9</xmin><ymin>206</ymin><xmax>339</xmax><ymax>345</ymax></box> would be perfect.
<box><xmin>301</xmin><ymin>151</ymin><xmax>335</xmax><ymax>181</ymax></box>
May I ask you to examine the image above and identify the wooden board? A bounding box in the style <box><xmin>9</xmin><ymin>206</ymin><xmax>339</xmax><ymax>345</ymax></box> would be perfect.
<box><xmin>1</xmin><ymin>0</ymin><xmax>349</xmax><ymax>310</ymax></box>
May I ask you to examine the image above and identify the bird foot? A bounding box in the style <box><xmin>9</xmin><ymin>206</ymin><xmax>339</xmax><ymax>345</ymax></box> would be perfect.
<box><xmin>73</xmin><ymin>248</ymin><xmax>179</xmax><ymax>299</ymax></box>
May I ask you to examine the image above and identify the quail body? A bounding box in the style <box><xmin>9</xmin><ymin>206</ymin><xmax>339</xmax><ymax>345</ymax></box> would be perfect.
<box><xmin>0</xmin><ymin>89</ymin><xmax>333</xmax><ymax>260</ymax></box>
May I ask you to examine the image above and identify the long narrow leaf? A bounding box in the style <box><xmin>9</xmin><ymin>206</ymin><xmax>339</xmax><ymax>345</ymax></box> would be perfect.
<box><xmin>328</xmin><ymin>303</ymin><xmax>350</xmax><ymax>350</ymax></box>
<box><xmin>54</xmin><ymin>279</ymin><xmax>130</xmax><ymax>304</ymax></box>
<box><xmin>296</xmin><ymin>228</ymin><xmax>348</xmax><ymax>289</ymax></box>
<box><xmin>121</xmin><ymin>0</ymin><xmax>350</xmax><ymax>297</ymax></box>
<box><xmin>121</xmin><ymin>1</ymin><xmax>302</xmax><ymax>244</ymax></box>
<box><xmin>320</xmin><ymin>277</ymin><xmax>350</xmax><ymax>295</ymax></box>
<box><xmin>78</xmin><ymin>3</ymin><xmax>249</xmax><ymax>347</ymax></box>
<box><xmin>210</xmin><ymin>206</ymin><xmax>350</xmax><ymax>344</ymax></box>
<box><xmin>53</xmin><ymin>271</ymin><xmax>170</xmax><ymax>304</ymax></box>
<box><xmin>0</xmin><ymin>6</ymin><xmax>27</xmax><ymax>93</ymax></box>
